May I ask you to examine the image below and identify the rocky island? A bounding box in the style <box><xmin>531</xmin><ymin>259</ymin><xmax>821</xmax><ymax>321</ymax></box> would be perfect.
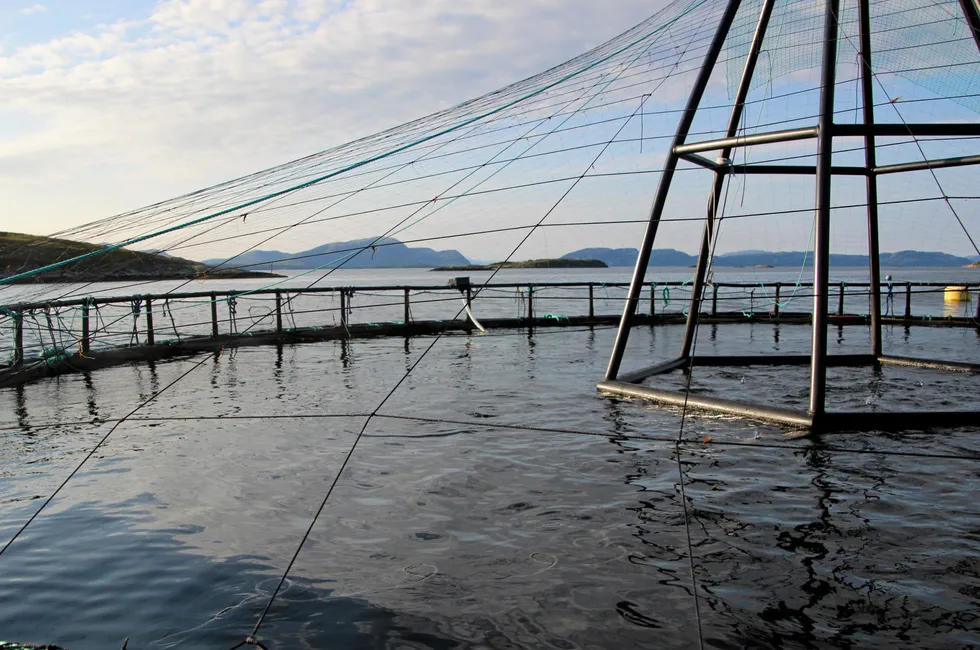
<box><xmin>0</xmin><ymin>232</ymin><xmax>280</xmax><ymax>284</ymax></box>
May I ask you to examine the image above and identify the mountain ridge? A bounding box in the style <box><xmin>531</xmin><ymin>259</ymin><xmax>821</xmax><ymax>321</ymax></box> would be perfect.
<box><xmin>203</xmin><ymin>236</ymin><xmax>469</xmax><ymax>270</ymax></box>
<box><xmin>562</xmin><ymin>247</ymin><xmax>980</xmax><ymax>268</ymax></box>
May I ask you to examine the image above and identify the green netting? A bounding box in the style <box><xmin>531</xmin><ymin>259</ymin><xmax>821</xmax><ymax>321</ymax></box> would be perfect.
<box><xmin>726</xmin><ymin>0</ymin><xmax>980</xmax><ymax>115</ymax></box>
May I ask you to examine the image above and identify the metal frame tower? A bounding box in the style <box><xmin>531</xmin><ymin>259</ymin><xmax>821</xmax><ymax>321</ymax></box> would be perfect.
<box><xmin>598</xmin><ymin>0</ymin><xmax>980</xmax><ymax>432</ymax></box>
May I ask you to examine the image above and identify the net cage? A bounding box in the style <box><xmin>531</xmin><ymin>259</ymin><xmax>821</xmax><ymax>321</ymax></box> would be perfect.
<box><xmin>597</xmin><ymin>0</ymin><xmax>980</xmax><ymax>431</ymax></box>
<box><xmin>2</xmin><ymin>1</ymin><xmax>980</xmax><ymax>647</ymax></box>
<box><xmin>0</xmin><ymin>0</ymin><xmax>978</xmax><ymax>423</ymax></box>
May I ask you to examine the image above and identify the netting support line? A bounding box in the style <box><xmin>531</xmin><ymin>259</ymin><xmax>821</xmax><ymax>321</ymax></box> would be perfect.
<box><xmin>681</xmin><ymin>0</ymin><xmax>777</xmax><ymax>360</ymax></box>
<box><xmin>858</xmin><ymin>0</ymin><xmax>883</xmax><ymax>357</ymax></box>
<box><xmin>808</xmin><ymin>0</ymin><xmax>842</xmax><ymax>421</ymax></box>
<box><xmin>604</xmin><ymin>0</ymin><xmax>744</xmax><ymax>381</ymax></box>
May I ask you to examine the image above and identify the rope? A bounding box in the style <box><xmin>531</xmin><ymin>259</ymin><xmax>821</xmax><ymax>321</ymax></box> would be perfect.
<box><xmin>164</xmin><ymin>298</ymin><xmax>181</xmax><ymax>341</ymax></box>
<box><xmin>0</xmin><ymin>0</ymin><xmax>711</xmax><ymax>288</ymax></box>
<box><xmin>0</xmin><ymin>346</ymin><xmax>236</xmax><ymax>560</ymax></box>
<box><xmin>129</xmin><ymin>298</ymin><xmax>142</xmax><ymax>346</ymax></box>
<box><xmin>233</xmin><ymin>36</ymin><xmax>701</xmax><ymax>645</ymax></box>
<box><xmin>228</xmin><ymin>296</ymin><xmax>239</xmax><ymax>334</ymax></box>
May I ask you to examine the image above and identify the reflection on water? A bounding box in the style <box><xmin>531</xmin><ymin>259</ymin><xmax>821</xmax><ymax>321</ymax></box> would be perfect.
<box><xmin>0</xmin><ymin>323</ymin><xmax>977</xmax><ymax>649</ymax></box>
<box><xmin>942</xmin><ymin>298</ymin><xmax>977</xmax><ymax>319</ymax></box>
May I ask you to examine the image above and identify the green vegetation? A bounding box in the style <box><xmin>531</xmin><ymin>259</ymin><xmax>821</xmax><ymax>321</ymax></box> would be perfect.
<box><xmin>0</xmin><ymin>232</ymin><xmax>280</xmax><ymax>283</ymax></box>
<box><xmin>432</xmin><ymin>258</ymin><xmax>607</xmax><ymax>271</ymax></box>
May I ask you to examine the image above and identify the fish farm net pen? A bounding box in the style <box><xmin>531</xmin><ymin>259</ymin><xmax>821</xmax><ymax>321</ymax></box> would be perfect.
<box><xmin>2</xmin><ymin>0</ymin><xmax>980</xmax><ymax>647</ymax></box>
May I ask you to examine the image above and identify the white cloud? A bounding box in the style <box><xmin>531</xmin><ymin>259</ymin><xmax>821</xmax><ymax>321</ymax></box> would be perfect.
<box><xmin>19</xmin><ymin>3</ymin><xmax>47</xmax><ymax>15</ymax></box>
<box><xmin>0</xmin><ymin>0</ymin><xmax>665</xmax><ymax>236</ymax></box>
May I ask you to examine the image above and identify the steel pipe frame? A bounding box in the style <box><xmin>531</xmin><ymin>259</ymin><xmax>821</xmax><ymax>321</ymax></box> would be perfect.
<box><xmin>673</xmin><ymin>127</ymin><xmax>818</xmax><ymax>155</ymax></box>
<box><xmin>959</xmin><ymin>0</ymin><xmax>980</xmax><ymax>54</ymax></box>
<box><xmin>680</xmin><ymin>0</ymin><xmax>777</xmax><ymax>360</ymax></box>
<box><xmin>874</xmin><ymin>154</ymin><xmax>980</xmax><ymax>175</ymax></box>
<box><xmin>678</xmin><ymin>124</ymin><xmax>980</xmax><ymax>156</ymax></box>
<box><xmin>858</xmin><ymin>0</ymin><xmax>883</xmax><ymax>357</ymax></box>
<box><xmin>599</xmin><ymin>379</ymin><xmax>979</xmax><ymax>432</ymax></box>
<box><xmin>807</xmin><ymin>0</ymin><xmax>842</xmax><ymax>423</ymax></box>
<box><xmin>604</xmin><ymin>0</ymin><xmax>745</xmax><ymax>381</ymax></box>
<box><xmin>599</xmin><ymin>351</ymin><xmax>979</xmax><ymax>432</ymax></box>
<box><xmin>675</xmin><ymin>124</ymin><xmax>980</xmax><ymax>159</ymax></box>
<box><xmin>600</xmin><ymin>0</ymin><xmax>980</xmax><ymax>433</ymax></box>
<box><xmin>682</xmin><ymin>156</ymin><xmax>980</xmax><ymax>176</ymax></box>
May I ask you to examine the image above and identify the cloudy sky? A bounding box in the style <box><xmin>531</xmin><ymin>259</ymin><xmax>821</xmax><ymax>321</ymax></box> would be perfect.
<box><xmin>3</xmin><ymin>0</ymin><xmax>979</xmax><ymax>264</ymax></box>
<box><xmin>1</xmin><ymin>0</ymin><xmax>670</xmax><ymax>239</ymax></box>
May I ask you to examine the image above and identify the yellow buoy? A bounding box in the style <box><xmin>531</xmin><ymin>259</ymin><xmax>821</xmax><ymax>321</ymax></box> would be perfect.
<box><xmin>944</xmin><ymin>286</ymin><xmax>970</xmax><ymax>303</ymax></box>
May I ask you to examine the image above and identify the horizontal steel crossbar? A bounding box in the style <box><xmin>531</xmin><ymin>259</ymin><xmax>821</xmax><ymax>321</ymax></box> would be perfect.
<box><xmin>673</xmin><ymin>127</ymin><xmax>818</xmax><ymax>155</ymax></box>
<box><xmin>602</xmin><ymin>354</ymin><xmax>978</xmax><ymax>432</ymax></box>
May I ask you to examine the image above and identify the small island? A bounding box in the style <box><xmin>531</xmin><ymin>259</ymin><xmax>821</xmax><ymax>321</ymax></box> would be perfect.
<box><xmin>968</xmin><ymin>260</ymin><xmax>980</xmax><ymax>268</ymax></box>
<box><xmin>432</xmin><ymin>258</ymin><xmax>607</xmax><ymax>271</ymax></box>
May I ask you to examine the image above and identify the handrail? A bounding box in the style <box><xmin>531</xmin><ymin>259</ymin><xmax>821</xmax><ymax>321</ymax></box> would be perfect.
<box><xmin>2</xmin><ymin>280</ymin><xmax>977</xmax><ymax>313</ymax></box>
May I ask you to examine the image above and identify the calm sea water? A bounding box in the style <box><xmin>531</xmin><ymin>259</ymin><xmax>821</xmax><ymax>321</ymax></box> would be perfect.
<box><xmin>1</xmin><ymin>268</ymin><xmax>979</xmax><ymax>649</ymax></box>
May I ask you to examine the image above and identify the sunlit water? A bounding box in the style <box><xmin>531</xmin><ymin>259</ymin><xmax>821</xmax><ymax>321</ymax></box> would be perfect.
<box><xmin>1</xmin><ymin>269</ymin><xmax>979</xmax><ymax>649</ymax></box>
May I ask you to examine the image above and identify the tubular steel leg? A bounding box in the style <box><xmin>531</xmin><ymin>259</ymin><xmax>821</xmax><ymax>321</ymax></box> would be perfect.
<box><xmin>958</xmin><ymin>0</ymin><xmax>980</xmax><ymax>53</ymax></box>
<box><xmin>81</xmin><ymin>300</ymin><xmax>91</xmax><ymax>356</ymax></box>
<box><xmin>145</xmin><ymin>297</ymin><xmax>154</xmax><ymax>346</ymax></box>
<box><xmin>13</xmin><ymin>311</ymin><xmax>23</xmax><ymax>366</ymax></box>
<box><xmin>681</xmin><ymin>0</ymin><xmax>776</xmax><ymax>359</ymax></box>
<box><xmin>211</xmin><ymin>292</ymin><xmax>219</xmax><ymax>337</ymax></box>
<box><xmin>858</xmin><ymin>0</ymin><xmax>883</xmax><ymax>356</ymax></box>
<box><xmin>605</xmin><ymin>0</ymin><xmax>744</xmax><ymax>380</ymax></box>
<box><xmin>809</xmin><ymin>0</ymin><xmax>842</xmax><ymax>420</ymax></box>
<box><xmin>275</xmin><ymin>291</ymin><xmax>283</xmax><ymax>333</ymax></box>
<box><xmin>404</xmin><ymin>288</ymin><xmax>411</xmax><ymax>326</ymax></box>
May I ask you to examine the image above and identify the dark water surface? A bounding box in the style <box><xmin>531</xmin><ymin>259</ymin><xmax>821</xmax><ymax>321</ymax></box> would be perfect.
<box><xmin>1</xmin><ymin>322</ymin><xmax>979</xmax><ymax>649</ymax></box>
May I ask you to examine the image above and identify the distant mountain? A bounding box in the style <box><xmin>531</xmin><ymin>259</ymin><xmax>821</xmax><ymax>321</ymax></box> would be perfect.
<box><xmin>203</xmin><ymin>236</ymin><xmax>470</xmax><ymax>270</ymax></box>
<box><xmin>562</xmin><ymin>247</ymin><xmax>977</xmax><ymax>268</ymax></box>
<box><xmin>882</xmin><ymin>250</ymin><xmax>976</xmax><ymax>267</ymax></box>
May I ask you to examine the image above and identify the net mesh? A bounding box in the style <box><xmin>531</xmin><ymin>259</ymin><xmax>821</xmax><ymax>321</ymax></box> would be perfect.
<box><xmin>0</xmin><ymin>0</ymin><xmax>977</xmax><ymax>363</ymax></box>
